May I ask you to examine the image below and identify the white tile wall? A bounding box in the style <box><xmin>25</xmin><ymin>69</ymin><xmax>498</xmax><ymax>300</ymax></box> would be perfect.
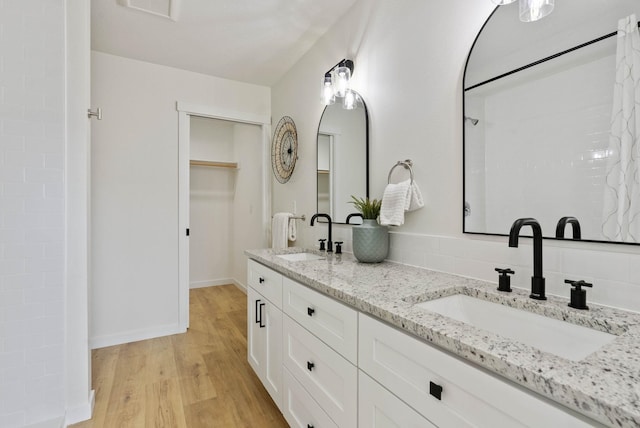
<box><xmin>388</xmin><ymin>232</ymin><xmax>640</xmax><ymax>313</ymax></box>
<box><xmin>0</xmin><ymin>1</ymin><xmax>66</xmax><ymax>426</ymax></box>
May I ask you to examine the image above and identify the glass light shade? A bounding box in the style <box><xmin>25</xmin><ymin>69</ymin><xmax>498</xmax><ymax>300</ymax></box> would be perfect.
<box><xmin>519</xmin><ymin>0</ymin><xmax>554</xmax><ymax>22</ymax></box>
<box><xmin>333</xmin><ymin>66</ymin><xmax>351</xmax><ymax>98</ymax></box>
<box><xmin>321</xmin><ymin>75</ymin><xmax>335</xmax><ymax>105</ymax></box>
<box><xmin>343</xmin><ymin>89</ymin><xmax>357</xmax><ymax>110</ymax></box>
<box><xmin>491</xmin><ymin>0</ymin><xmax>517</xmax><ymax>4</ymax></box>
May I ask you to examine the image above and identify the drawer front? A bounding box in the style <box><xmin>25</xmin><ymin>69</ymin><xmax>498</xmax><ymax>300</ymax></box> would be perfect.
<box><xmin>282</xmin><ymin>367</ymin><xmax>339</xmax><ymax>428</ymax></box>
<box><xmin>359</xmin><ymin>314</ymin><xmax>598</xmax><ymax>428</ymax></box>
<box><xmin>359</xmin><ymin>370</ymin><xmax>437</xmax><ymax>428</ymax></box>
<box><xmin>283</xmin><ymin>277</ymin><xmax>358</xmax><ymax>363</ymax></box>
<box><xmin>283</xmin><ymin>315</ymin><xmax>357</xmax><ymax>428</ymax></box>
<box><xmin>247</xmin><ymin>259</ymin><xmax>282</xmax><ymax>308</ymax></box>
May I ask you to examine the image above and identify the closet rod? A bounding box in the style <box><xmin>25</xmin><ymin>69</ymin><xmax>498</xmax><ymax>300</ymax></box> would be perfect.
<box><xmin>465</xmin><ymin>20</ymin><xmax>640</xmax><ymax>92</ymax></box>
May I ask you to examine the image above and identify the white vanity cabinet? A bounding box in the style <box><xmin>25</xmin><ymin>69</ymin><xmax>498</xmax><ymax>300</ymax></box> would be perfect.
<box><xmin>247</xmin><ymin>260</ymin><xmax>283</xmax><ymax>409</ymax></box>
<box><xmin>359</xmin><ymin>314</ymin><xmax>603</xmax><ymax>428</ymax></box>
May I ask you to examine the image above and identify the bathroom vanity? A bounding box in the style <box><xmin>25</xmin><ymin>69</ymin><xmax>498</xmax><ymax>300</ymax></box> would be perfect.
<box><xmin>246</xmin><ymin>248</ymin><xmax>640</xmax><ymax>427</ymax></box>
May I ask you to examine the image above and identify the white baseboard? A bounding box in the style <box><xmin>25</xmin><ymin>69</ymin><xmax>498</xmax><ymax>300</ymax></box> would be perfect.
<box><xmin>232</xmin><ymin>278</ymin><xmax>247</xmax><ymax>293</ymax></box>
<box><xmin>189</xmin><ymin>278</ymin><xmax>235</xmax><ymax>289</ymax></box>
<box><xmin>90</xmin><ymin>323</ymin><xmax>185</xmax><ymax>349</ymax></box>
<box><xmin>23</xmin><ymin>416</ymin><xmax>65</xmax><ymax>428</ymax></box>
<box><xmin>64</xmin><ymin>389</ymin><xmax>95</xmax><ymax>426</ymax></box>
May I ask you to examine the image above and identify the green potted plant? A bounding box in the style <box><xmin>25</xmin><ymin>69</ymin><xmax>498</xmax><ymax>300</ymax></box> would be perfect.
<box><xmin>349</xmin><ymin>196</ymin><xmax>389</xmax><ymax>263</ymax></box>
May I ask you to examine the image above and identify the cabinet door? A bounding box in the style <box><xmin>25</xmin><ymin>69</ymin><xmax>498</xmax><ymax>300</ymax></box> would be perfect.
<box><xmin>247</xmin><ymin>287</ymin><xmax>283</xmax><ymax>410</ymax></box>
<box><xmin>359</xmin><ymin>371</ymin><xmax>436</xmax><ymax>428</ymax></box>
<box><xmin>263</xmin><ymin>297</ymin><xmax>283</xmax><ymax>409</ymax></box>
<box><xmin>247</xmin><ymin>287</ymin><xmax>265</xmax><ymax>376</ymax></box>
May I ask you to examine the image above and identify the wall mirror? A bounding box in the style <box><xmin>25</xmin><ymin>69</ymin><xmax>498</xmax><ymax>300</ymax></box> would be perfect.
<box><xmin>317</xmin><ymin>92</ymin><xmax>369</xmax><ymax>224</ymax></box>
<box><xmin>464</xmin><ymin>0</ymin><xmax>640</xmax><ymax>244</ymax></box>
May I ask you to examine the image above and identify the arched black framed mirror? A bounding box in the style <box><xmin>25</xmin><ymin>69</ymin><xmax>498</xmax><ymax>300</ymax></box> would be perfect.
<box><xmin>316</xmin><ymin>92</ymin><xmax>369</xmax><ymax>224</ymax></box>
<box><xmin>463</xmin><ymin>0</ymin><xmax>640</xmax><ymax>244</ymax></box>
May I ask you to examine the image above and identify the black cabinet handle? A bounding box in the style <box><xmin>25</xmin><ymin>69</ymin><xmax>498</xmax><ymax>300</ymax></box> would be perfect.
<box><xmin>259</xmin><ymin>277</ymin><xmax>265</xmax><ymax>284</ymax></box>
<box><xmin>307</xmin><ymin>425</ymin><xmax>314</xmax><ymax>428</ymax></box>
<box><xmin>307</xmin><ymin>307</ymin><xmax>315</xmax><ymax>316</ymax></box>
<box><xmin>307</xmin><ymin>361</ymin><xmax>315</xmax><ymax>371</ymax></box>
<box><xmin>255</xmin><ymin>299</ymin><xmax>261</xmax><ymax>324</ymax></box>
<box><xmin>258</xmin><ymin>303</ymin><xmax>266</xmax><ymax>328</ymax></box>
<box><xmin>429</xmin><ymin>381</ymin><xmax>443</xmax><ymax>400</ymax></box>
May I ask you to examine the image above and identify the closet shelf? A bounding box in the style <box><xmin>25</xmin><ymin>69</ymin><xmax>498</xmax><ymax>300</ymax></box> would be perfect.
<box><xmin>190</xmin><ymin>160</ymin><xmax>238</xmax><ymax>169</ymax></box>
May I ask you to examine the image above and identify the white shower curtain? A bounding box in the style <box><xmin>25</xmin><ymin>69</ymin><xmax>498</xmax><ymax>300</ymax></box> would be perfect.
<box><xmin>602</xmin><ymin>14</ymin><xmax>640</xmax><ymax>242</ymax></box>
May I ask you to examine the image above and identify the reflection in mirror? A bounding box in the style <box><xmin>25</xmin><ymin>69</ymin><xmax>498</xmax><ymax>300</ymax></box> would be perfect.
<box><xmin>463</xmin><ymin>0</ymin><xmax>640</xmax><ymax>244</ymax></box>
<box><xmin>317</xmin><ymin>92</ymin><xmax>368</xmax><ymax>224</ymax></box>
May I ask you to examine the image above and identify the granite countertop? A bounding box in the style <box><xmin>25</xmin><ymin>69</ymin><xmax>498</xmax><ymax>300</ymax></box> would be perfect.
<box><xmin>246</xmin><ymin>247</ymin><xmax>640</xmax><ymax>428</ymax></box>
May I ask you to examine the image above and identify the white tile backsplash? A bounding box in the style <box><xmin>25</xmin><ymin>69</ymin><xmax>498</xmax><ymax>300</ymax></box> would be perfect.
<box><xmin>388</xmin><ymin>231</ymin><xmax>640</xmax><ymax>313</ymax></box>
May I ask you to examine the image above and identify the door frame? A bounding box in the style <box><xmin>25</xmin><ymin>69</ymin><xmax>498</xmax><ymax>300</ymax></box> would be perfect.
<box><xmin>176</xmin><ymin>101</ymin><xmax>271</xmax><ymax>330</ymax></box>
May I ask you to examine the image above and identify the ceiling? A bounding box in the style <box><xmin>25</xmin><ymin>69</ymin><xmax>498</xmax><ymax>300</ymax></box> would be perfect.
<box><xmin>91</xmin><ymin>0</ymin><xmax>359</xmax><ymax>87</ymax></box>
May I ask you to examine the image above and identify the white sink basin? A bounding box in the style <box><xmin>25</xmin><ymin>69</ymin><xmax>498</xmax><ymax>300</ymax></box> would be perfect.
<box><xmin>276</xmin><ymin>252</ymin><xmax>325</xmax><ymax>262</ymax></box>
<box><xmin>416</xmin><ymin>294</ymin><xmax>617</xmax><ymax>361</ymax></box>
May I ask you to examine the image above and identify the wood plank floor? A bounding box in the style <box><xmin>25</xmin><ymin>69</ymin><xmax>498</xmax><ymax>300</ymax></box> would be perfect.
<box><xmin>71</xmin><ymin>285</ymin><xmax>288</xmax><ymax>428</ymax></box>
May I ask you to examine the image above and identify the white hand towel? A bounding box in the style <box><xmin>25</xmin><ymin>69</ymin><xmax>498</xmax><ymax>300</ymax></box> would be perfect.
<box><xmin>380</xmin><ymin>180</ymin><xmax>411</xmax><ymax>226</ymax></box>
<box><xmin>272</xmin><ymin>213</ymin><xmax>293</xmax><ymax>249</ymax></box>
<box><xmin>406</xmin><ymin>181</ymin><xmax>425</xmax><ymax>212</ymax></box>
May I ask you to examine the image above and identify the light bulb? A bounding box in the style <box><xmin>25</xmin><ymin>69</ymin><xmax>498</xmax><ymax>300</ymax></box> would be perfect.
<box><xmin>321</xmin><ymin>74</ymin><xmax>335</xmax><ymax>105</ymax></box>
<box><xmin>333</xmin><ymin>66</ymin><xmax>351</xmax><ymax>98</ymax></box>
<box><xmin>343</xmin><ymin>90</ymin><xmax>357</xmax><ymax>110</ymax></box>
<box><xmin>519</xmin><ymin>0</ymin><xmax>554</xmax><ymax>22</ymax></box>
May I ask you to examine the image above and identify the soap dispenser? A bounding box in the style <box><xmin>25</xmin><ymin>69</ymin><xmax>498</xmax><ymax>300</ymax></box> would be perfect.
<box><xmin>564</xmin><ymin>279</ymin><xmax>592</xmax><ymax>310</ymax></box>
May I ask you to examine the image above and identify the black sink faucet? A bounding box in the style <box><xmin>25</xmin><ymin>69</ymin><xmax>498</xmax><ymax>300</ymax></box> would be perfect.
<box><xmin>310</xmin><ymin>213</ymin><xmax>333</xmax><ymax>252</ymax></box>
<box><xmin>555</xmin><ymin>216</ymin><xmax>581</xmax><ymax>240</ymax></box>
<box><xmin>346</xmin><ymin>213</ymin><xmax>363</xmax><ymax>224</ymax></box>
<box><xmin>508</xmin><ymin>218</ymin><xmax>546</xmax><ymax>300</ymax></box>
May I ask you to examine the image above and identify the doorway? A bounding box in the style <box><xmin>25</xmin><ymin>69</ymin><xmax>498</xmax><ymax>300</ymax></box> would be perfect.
<box><xmin>177</xmin><ymin>102</ymin><xmax>271</xmax><ymax>329</ymax></box>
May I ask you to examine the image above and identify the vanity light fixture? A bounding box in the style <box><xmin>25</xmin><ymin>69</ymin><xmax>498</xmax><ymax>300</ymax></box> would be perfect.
<box><xmin>321</xmin><ymin>59</ymin><xmax>357</xmax><ymax>109</ymax></box>
<box><xmin>491</xmin><ymin>0</ymin><xmax>554</xmax><ymax>22</ymax></box>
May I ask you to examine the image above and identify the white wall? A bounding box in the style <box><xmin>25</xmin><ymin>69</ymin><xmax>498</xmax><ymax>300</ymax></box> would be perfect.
<box><xmin>271</xmin><ymin>0</ymin><xmax>640</xmax><ymax>313</ymax></box>
<box><xmin>90</xmin><ymin>51</ymin><xmax>270</xmax><ymax>348</ymax></box>
<box><xmin>0</xmin><ymin>1</ymin><xmax>68</xmax><ymax>426</ymax></box>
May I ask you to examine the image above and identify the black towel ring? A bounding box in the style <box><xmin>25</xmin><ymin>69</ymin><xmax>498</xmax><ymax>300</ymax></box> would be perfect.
<box><xmin>388</xmin><ymin>160</ymin><xmax>414</xmax><ymax>184</ymax></box>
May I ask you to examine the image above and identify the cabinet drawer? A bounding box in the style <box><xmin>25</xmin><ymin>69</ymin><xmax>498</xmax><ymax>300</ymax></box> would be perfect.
<box><xmin>283</xmin><ymin>315</ymin><xmax>357</xmax><ymax>428</ymax></box>
<box><xmin>247</xmin><ymin>259</ymin><xmax>282</xmax><ymax>308</ymax></box>
<box><xmin>282</xmin><ymin>367</ymin><xmax>339</xmax><ymax>428</ymax></box>
<box><xmin>359</xmin><ymin>370</ymin><xmax>436</xmax><ymax>428</ymax></box>
<box><xmin>359</xmin><ymin>314</ymin><xmax>600</xmax><ymax>428</ymax></box>
<box><xmin>283</xmin><ymin>277</ymin><xmax>358</xmax><ymax>363</ymax></box>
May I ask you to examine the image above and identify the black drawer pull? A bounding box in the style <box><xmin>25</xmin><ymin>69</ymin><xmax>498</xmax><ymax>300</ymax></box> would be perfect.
<box><xmin>307</xmin><ymin>307</ymin><xmax>315</xmax><ymax>316</ymax></box>
<box><xmin>255</xmin><ymin>299</ymin><xmax>261</xmax><ymax>324</ymax></box>
<box><xmin>258</xmin><ymin>303</ymin><xmax>266</xmax><ymax>328</ymax></box>
<box><xmin>307</xmin><ymin>361</ymin><xmax>315</xmax><ymax>371</ymax></box>
<box><xmin>259</xmin><ymin>277</ymin><xmax>265</xmax><ymax>284</ymax></box>
<box><xmin>430</xmin><ymin>381</ymin><xmax>443</xmax><ymax>400</ymax></box>
<box><xmin>307</xmin><ymin>425</ymin><xmax>314</xmax><ymax>428</ymax></box>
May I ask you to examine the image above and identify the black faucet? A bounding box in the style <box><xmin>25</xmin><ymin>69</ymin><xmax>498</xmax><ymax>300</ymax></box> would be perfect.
<box><xmin>508</xmin><ymin>218</ymin><xmax>546</xmax><ymax>300</ymax></box>
<box><xmin>346</xmin><ymin>213</ymin><xmax>363</xmax><ymax>224</ymax></box>
<box><xmin>555</xmin><ymin>216</ymin><xmax>581</xmax><ymax>240</ymax></box>
<box><xmin>310</xmin><ymin>213</ymin><xmax>333</xmax><ymax>252</ymax></box>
